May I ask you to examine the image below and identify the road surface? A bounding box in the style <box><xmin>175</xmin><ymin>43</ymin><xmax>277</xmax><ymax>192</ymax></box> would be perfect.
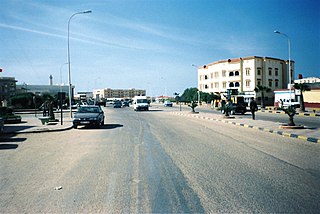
<box><xmin>1</xmin><ymin>106</ymin><xmax>319</xmax><ymax>213</ymax></box>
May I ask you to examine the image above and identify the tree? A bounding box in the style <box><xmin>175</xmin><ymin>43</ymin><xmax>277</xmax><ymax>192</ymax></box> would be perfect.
<box><xmin>254</xmin><ymin>85</ymin><xmax>271</xmax><ymax>109</ymax></box>
<box><xmin>180</xmin><ymin>87</ymin><xmax>198</xmax><ymax>103</ymax></box>
<box><xmin>188</xmin><ymin>101</ymin><xmax>198</xmax><ymax>113</ymax></box>
<box><xmin>294</xmin><ymin>83</ymin><xmax>310</xmax><ymax>112</ymax></box>
<box><xmin>201</xmin><ymin>92</ymin><xmax>220</xmax><ymax>103</ymax></box>
<box><xmin>282</xmin><ymin>105</ymin><xmax>296</xmax><ymax>126</ymax></box>
<box><xmin>11</xmin><ymin>92</ymin><xmax>35</xmax><ymax>108</ymax></box>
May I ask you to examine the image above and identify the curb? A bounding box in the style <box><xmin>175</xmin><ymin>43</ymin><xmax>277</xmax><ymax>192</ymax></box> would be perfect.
<box><xmin>259</xmin><ymin>110</ymin><xmax>320</xmax><ymax>117</ymax></box>
<box><xmin>2</xmin><ymin>125</ymin><xmax>74</xmax><ymax>135</ymax></box>
<box><xmin>172</xmin><ymin>112</ymin><xmax>320</xmax><ymax>144</ymax></box>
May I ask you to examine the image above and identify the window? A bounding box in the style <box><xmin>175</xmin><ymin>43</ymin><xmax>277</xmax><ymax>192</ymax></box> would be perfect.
<box><xmin>235</xmin><ymin>82</ymin><xmax>240</xmax><ymax>87</ymax></box>
<box><xmin>229</xmin><ymin>82</ymin><xmax>234</xmax><ymax>87</ymax></box>
<box><xmin>205</xmin><ymin>84</ymin><xmax>208</xmax><ymax>89</ymax></box>
<box><xmin>215</xmin><ymin>82</ymin><xmax>219</xmax><ymax>88</ymax></box>
<box><xmin>246</xmin><ymin>80</ymin><xmax>250</xmax><ymax>87</ymax></box>
<box><xmin>245</xmin><ymin>68</ymin><xmax>250</xmax><ymax>76</ymax></box>
<box><xmin>211</xmin><ymin>83</ymin><xmax>214</xmax><ymax>88</ymax></box>
<box><xmin>257</xmin><ymin>67</ymin><xmax>261</xmax><ymax>75</ymax></box>
<box><xmin>204</xmin><ymin>75</ymin><xmax>208</xmax><ymax>80</ymax></box>
<box><xmin>275</xmin><ymin>68</ymin><xmax>279</xmax><ymax>76</ymax></box>
<box><xmin>214</xmin><ymin>72</ymin><xmax>219</xmax><ymax>78</ymax></box>
<box><xmin>268</xmin><ymin>67</ymin><xmax>272</xmax><ymax>76</ymax></box>
<box><xmin>229</xmin><ymin>72</ymin><xmax>234</xmax><ymax>76</ymax></box>
<box><xmin>222</xmin><ymin>70</ymin><xmax>226</xmax><ymax>77</ymax></box>
<box><xmin>222</xmin><ymin>82</ymin><xmax>226</xmax><ymax>89</ymax></box>
<box><xmin>235</xmin><ymin>71</ymin><xmax>240</xmax><ymax>76</ymax></box>
<box><xmin>257</xmin><ymin>78</ymin><xmax>261</xmax><ymax>86</ymax></box>
<box><xmin>268</xmin><ymin>79</ymin><xmax>272</xmax><ymax>87</ymax></box>
<box><xmin>210</xmin><ymin>73</ymin><xmax>213</xmax><ymax>79</ymax></box>
<box><xmin>275</xmin><ymin>79</ymin><xmax>279</xmax><ymax>87</ymax></box>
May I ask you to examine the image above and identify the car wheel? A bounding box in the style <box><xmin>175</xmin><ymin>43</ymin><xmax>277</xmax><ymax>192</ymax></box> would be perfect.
<box><xmin>73</xmin><ymin>125</ymin><xmax>78</xmax><ymax>129</ymax></box>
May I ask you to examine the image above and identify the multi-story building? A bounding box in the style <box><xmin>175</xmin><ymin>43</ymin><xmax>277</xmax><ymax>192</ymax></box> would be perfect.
<box><xmin>197</xmin><ymin>56</ymin><xmax>294</xmax><ymax>105</ymax></box>
<box><xmin>93</xmin><ymin>88</ymin><xmax>146</xmax><ymax>100</ymax></box>
<box><xmin>0</xmin><ymin>77</ymin><xmax>17</xmax><ymax>104</ymax></box>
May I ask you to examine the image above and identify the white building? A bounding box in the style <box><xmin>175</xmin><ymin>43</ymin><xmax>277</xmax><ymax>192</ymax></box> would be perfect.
<box><xmin>197</xmin><ymin>56</ymin><xmax>294</xmax><ymax>105</ymax></box>
<box><xmin>294</xmin><ymin>77</ymin><xmax>320</xmax><ymax>84</ymax></box>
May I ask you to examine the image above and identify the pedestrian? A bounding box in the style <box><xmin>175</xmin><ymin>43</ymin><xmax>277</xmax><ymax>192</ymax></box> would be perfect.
<box><xmin>250</xmin><ymin>97</ymin><xmax>258</xmax><ymax>120</ymax></box>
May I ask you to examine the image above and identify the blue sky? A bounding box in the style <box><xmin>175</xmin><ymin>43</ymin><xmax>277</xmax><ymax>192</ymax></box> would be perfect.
<box><xmin>1</xmin><ymin>0</ymin><xmax>319</xmax><ymax>96</ymax></box>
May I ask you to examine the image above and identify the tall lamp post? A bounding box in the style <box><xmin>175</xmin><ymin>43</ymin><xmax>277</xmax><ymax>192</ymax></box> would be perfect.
<box><xmin>274</xmin><ymin>30</ymin><xmax>291</xmax><ymax>105</ymax></box>
<box><xmin>67</xmin><ymin>10</ymin><xmax>92</xmax><ymax>117</ymax></box>
<box><xmin>191</xmin><ymin>64</ymin><xmax>201</xmax><ymax>104</ymax></box>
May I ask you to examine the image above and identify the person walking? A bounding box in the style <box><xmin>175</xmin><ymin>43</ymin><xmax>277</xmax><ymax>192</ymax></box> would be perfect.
<box><xmin>250</xmin><ymin>97</ymin><xmax>258</xmax><ymax>120</ymax></box>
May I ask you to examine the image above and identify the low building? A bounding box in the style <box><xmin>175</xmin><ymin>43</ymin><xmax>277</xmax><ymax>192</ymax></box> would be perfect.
<box><xmin>294</xmin><ymin>77</ymin><xmax>320</xmax><ymax>108</ymax></box>
<box><xmin>16</xmin><ymin>84</ymin><xmax>73</xmax><ymax>98</ymax></box>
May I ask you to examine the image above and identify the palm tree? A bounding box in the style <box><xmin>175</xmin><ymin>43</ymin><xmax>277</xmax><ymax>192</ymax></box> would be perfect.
<box><xmin>254</xmin><ymin>85</ymin><xmax>271</xmax><ymax>109</ymax></box>
<box><xmin>294</xmin><ymin>83</ymin><xmax>310</xmax><ymax>112</ymax></box>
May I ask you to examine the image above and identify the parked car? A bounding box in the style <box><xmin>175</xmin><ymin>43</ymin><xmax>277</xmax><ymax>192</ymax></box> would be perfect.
<box><xmin>114</xmin><ymin>101</ymin><xmax>122</xmax><ymax>108</ymax></box>
<box><xmin>122</xmin><ymin>101</ymin><xmax>130</xmax><ymax>107</ymax></box>
<box><xmin>164</xmin><ymin>100</ymin><xmax>173</xmax><ymax>107</ymax></box>
<box><xmin>73</xmin><ymin>105</ymin><xmax>105</xmax><ymax>128</ymax></box>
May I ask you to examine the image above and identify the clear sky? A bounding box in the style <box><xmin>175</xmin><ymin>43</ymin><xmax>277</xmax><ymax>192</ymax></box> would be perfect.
<box><xmin>1</xmin><ymin>0</ymin><xmax>319</xmax><ymax>96</ymax></box>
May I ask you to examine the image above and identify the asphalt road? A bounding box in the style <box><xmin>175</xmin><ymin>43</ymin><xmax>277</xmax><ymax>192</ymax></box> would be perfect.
<box><xmin>1</xmin><ymin>105</ymin><xmax>319</xmax><ymax>213</ymax></box>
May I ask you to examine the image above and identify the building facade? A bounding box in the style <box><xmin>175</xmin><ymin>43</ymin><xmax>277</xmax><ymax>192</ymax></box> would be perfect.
<box><xmin>0</xmin><ymin>77</ymin><xmax>17</xmax><ymax>104</ymax></box>
<box><xmin>198</xmin><ymin>56</ymin><xmax>294</xmax><ymax>105</ymax></box>
<box><xmin>93</xmin><ymin>88</ymin><xmax>146</xmax><ymax>100</ymax></box>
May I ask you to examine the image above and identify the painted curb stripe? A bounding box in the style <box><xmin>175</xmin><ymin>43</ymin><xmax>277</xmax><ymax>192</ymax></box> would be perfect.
<box><xmin>172</xmin><ymin>112</ymin><xmax>319</xmax><ymax>143</ymax></box>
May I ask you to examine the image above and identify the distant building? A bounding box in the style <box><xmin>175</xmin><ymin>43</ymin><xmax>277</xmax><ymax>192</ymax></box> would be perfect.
<box><xmin>0</xmin><ymin>77</ymin><xmax>17</xmax><ymax>103</ymax></box>
<box><xmin>197</xmin><ymin>56</ymin><xmax>294</xmax><ymax>106</ymax></box>
<box><xmin>93</xmin><ymin>88</ymin><xmax>146</xmax><ymax>100</ymax></box>
<box><xmin>294</xmin><ymin>77</ymin><xmax>320</xmax><ymax>108</ymax></box>
<box><xmin>16</xmin><ymin>84</ymin><xmax>73</xmax><ymax>98</ymax></box>
<box><xmin>294</xmin><ymin>77</ymin><xmax>320</xmax><ymax>84</ymax></box>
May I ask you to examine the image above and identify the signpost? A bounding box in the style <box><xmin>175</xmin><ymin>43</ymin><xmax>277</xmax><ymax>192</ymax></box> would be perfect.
<box><xmin>58</xmin><ymin>92</ymin><xmax>66</xmax><ymax>125</ymax></box>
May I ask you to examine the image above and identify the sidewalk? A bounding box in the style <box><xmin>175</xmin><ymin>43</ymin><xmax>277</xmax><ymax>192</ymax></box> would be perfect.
<box><xmin>172</xmin><ymin>111</ymin><xmax>320</xmax><ymax>144</ymax></box>
<box><xmin>2</xmin><ymin>112</ymin><xmax>74</xmax><ymax>135</ymax></box>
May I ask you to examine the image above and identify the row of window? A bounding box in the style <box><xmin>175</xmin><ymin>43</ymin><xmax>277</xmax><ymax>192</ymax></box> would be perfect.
<box><xmin>257</xmin><ymin>67</ymin><xmax>279</xmax><ymax>76</ymax></box>
<box><xmin>201</xmin><ymin>81</ymin><xmax>244</xmax><ymax>90</ymax></box>
<box><xmin>201</xmin><ymin>78</ymin><xmax>281</xmax><ymax>90</ymax></box>
<box><xmin>200</xmin><ymin>67</ymin><xmax>281</xmax><ymax>81</ymax></box>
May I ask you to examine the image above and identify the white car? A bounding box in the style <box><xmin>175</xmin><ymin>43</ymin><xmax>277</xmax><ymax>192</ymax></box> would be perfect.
<box><xmin>279</xmin><ymin>99</ymin><xmax>300</xmax><ymax>109</ymax></box>
<box><xmin>164</xmin><ymin>100</ymin><xmax>173</xmax><ymax>107</ymax></box>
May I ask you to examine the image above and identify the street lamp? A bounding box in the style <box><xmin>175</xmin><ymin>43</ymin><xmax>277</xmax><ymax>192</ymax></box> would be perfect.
<box><xmin>192</xmin><ymin>64</ymin><xmax>201</xmax><ymax>104</ymax></box>
<box><xmin>274</xmin><ymin>30</ymin><xmax>292</xmax><ymax>105</ymax></box>
<box><xmin>60</xmin><ymin>62</ymin><xmax>68</xmax><ymax>93</ymax></box>
<box><xmin>67</xmin><ymin>10</ymin><xmax>92</xmax><ymax>117</ymax></box>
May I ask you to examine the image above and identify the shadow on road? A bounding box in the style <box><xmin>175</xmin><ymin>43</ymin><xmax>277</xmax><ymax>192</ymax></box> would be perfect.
<box><xmin>75</xmin><ymin>124</ymin><xmax>123</xmax><ymax>130</ymax></box>
<box><xmin>0</xmin><ymin>137</ymin><xmax>27</xmax><ymax>142</ymax></box>
<box><xmin>101</xmin><ymin>124</ymin><xmax>123</xmax><ymax>129</ymax></box>
<box><xmin>0</xmin><ymin>144</ymin><xmax>19</xmax><ymax>150</ymax></box>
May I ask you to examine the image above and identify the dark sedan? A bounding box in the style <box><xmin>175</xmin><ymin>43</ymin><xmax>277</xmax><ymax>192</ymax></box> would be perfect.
<box><xmin>73</xmin><ymin>105</ymin><xmax>105</xmax><ymax>128</ymax></box>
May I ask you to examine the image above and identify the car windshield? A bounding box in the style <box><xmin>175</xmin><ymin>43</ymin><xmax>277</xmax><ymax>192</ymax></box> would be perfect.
<box><xmin>78</xmin><ymin>106</ymin><xmax>99</xmax><ymax>113</ymax></box>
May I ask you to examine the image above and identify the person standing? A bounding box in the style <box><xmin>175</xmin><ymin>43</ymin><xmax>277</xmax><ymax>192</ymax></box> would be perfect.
<box><xmin>250</xmin><ymin>97</ymin><xmax>258</xmax><ymax>120</ymax></box>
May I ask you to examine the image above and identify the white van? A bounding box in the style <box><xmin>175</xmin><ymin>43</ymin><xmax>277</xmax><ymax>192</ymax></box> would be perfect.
<box><xmin>133</xmin><ymin>96</ymin><xmax>149</xmax><ymax>111</ymax></box>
